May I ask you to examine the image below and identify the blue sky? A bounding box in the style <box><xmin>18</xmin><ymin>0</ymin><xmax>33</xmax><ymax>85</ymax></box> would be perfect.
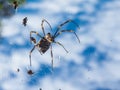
<box><xmin>0</xmin><ymin>0</ymin><xmax>120</xmax><ymax>90</ymax></box>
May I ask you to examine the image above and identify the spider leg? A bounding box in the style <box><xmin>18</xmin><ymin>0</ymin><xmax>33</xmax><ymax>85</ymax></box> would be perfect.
<box><xmin>55</xmin><ymin>30</ymin><xmax>80</xmax><ymax>43</ymax></box>
<box><xmin>54</xmin><ymin>19</ymin><xmax>80</xmax><ymax>37</ymax></box>
<box><xmin>30</xmin><ymin>31</ymin><xmax>43</xmax><ymax>38</ymax></box>
<box><xmin>30</xmin><ymin>31</ymin><xmax>43</xmax><ymax>44</ymax></box>
<box><xmin>29</xmin><ymin>46</ymin><xmax>35</xmax><ymax>66</ymax></box>
<box><xmin>29</xmin><ymin>31</ymin><xmax>42</xmax><ymax>66</ymax></box>
<box><xmin>54</xmin><ymin>41</ymin><xmax>68</xmax><ymax>53</ymax></box>
<box><xmin>50</xmin><ymin>45</ymin><xmax>54</xmax><ymax>71</ymax></box>
<box><xmin>41</xmin><ymin>19</ymin><xmax>52</xmax><ymax>36</ymax></box>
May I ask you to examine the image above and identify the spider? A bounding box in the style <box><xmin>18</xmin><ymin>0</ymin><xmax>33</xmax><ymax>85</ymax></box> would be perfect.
<box><xmin>29</xmin><ymin>19</ymin><xmax>80</xmax><ymax>70</ymax></box>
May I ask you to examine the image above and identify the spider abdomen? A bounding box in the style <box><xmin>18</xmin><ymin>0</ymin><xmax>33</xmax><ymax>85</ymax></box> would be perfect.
<box><xmin>38</xmin><ymin>38</ymin><xmax>51</xmax><ymax>53</ymax></box>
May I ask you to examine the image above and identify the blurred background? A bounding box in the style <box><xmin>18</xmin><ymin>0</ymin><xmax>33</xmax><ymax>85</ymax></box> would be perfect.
<box><xmin>0</xmin><ymin>0</ymin><xmax>120</xmax><ymax>90</ymax></box>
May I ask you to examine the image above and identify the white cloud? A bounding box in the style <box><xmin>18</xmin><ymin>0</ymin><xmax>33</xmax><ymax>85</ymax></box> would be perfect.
<box><xmin>1</xmin><ymin>0</ymin><xmax>120</xmax><ymax>90</ymax></box>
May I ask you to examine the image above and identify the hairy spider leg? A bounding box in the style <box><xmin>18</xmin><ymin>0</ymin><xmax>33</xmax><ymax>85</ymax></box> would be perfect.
<box><xmin>41</xmin><ymin>19</ymin><xmax>52</xmax><ymax>36</ymax></box>
<box><xmin>54</xmin><ymin>41</ymin><xmax>68</xmax><ymax>53</ymax></box>
<box><xmin>29</xmin><ymin>31</ymin><xmax>43</xmax><ymax>66</ymax></box>
<box><xmin>50</xmin><ymin>45</ymin><xmax>54</xmax><ymax>71</ymax></box>
<box><xmin>54</xmin><ymin>19</ymin><xmax>80</xmax><ymax>37</ymax></box>
<box><xmin>55</xmin><ymin>30</ymin><xmax>80</xmax><ymax>43</ymax></box>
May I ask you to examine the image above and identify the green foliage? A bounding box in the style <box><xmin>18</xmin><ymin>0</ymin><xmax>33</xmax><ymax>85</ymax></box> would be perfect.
<box><xmin>0</xmin><ymin>0</ymin><xmax>26</xmax><ymax>18</ymax></box>
<box><xmin>8</xmin><ymin>0</ymin><xmax>26</xmax><ymax>5</ymax></box>
<box><xmin>0</xmin><ymin>3</ymin><xmax>3</xmax><ymax>10</ymax></box>
<box><xmin>0</xmin><ymin>0</ymin><xmax>26</xmax><ymax>43</ymax></box>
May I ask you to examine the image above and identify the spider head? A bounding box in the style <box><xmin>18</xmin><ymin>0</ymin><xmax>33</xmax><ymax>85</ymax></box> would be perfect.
<box><xmin>45</xmin><ymin>33</ymin><xmax>54</xmax><ymax>42</ymax></box>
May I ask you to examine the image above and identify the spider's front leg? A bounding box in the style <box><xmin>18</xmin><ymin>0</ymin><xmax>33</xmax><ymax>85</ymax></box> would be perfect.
<box><xmin>41</xmin><ymin>19</ymin><xmax>52</xmax><ymax>36</ymax></box>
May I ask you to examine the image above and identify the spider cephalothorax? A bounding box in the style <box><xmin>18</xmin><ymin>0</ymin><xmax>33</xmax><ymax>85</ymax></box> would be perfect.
<box><xmin>45</xmin><ymin>33</ymin><xmax>54</xmax><ymax>43</ymax></box>
<box><xmin>29</xmin><ymin>19</ymin><xmax>80</xmax><ymax>70</ymax></box>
